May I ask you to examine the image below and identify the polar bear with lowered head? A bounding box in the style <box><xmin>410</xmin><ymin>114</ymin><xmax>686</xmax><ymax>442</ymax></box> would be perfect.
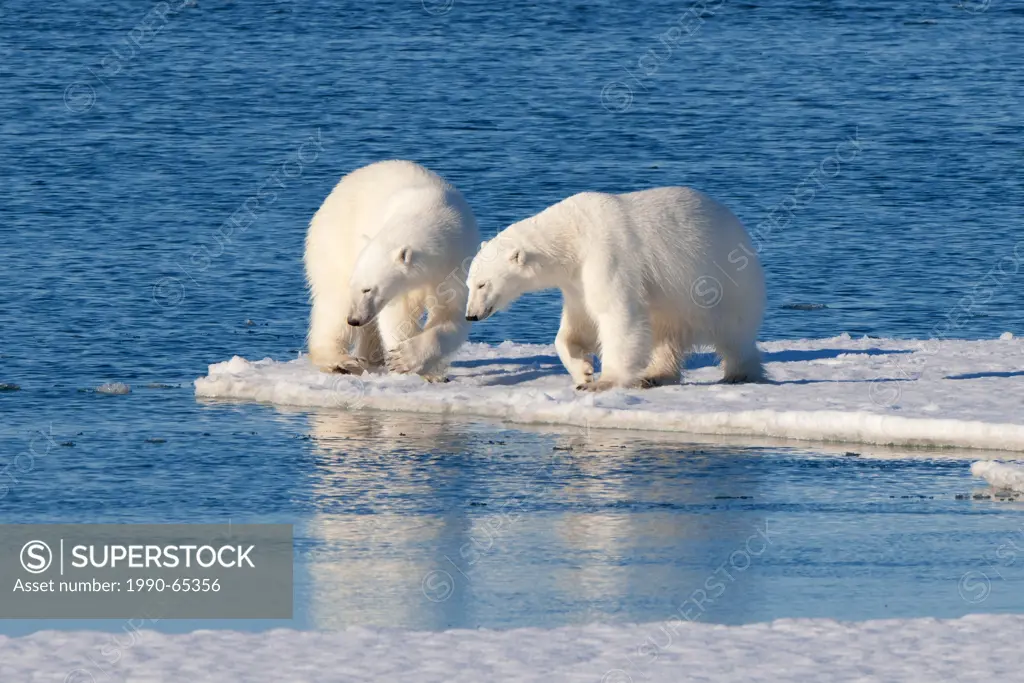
<box><xmin>465</xmin><ymin>187</ymin><xmax>766</xmax><ymax>391</ymax></box>
<box><xmin>305</xmin><ymin>160</ymin><xmax>479</xmax><ymax>378</ymax></box>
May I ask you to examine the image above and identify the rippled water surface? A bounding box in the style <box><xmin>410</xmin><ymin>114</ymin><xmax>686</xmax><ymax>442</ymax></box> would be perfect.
<box><xmin>1</xmin><ymin>0</ymin><xmax>1023</xmax><ymax>634</ymax></box>
<box><xmin>5</xmin><ymin>410</ymin><xmax>1024</xmax><ymax>636</ymax></box>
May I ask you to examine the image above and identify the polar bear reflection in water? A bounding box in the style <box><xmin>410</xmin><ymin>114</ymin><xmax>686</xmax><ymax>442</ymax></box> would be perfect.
<box><xmin>466</xmin><ymin>186</ymin><xmax>766</xmax><ymax>391</ymax></box>
<box><xmin>299</xmin><ymin>409</ymin><xmax>767</xmax><ymax>630</ymax></box>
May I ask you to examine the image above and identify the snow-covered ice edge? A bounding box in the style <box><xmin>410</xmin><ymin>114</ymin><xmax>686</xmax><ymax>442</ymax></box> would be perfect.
<box><xmin>5</xmin><ymin>614</ymin><xmax>1024</xmax><ymax>682</ymax></box>
<box><xmin>195</xmin><ymin>335</ymin><xmax>1024</xmax><ymax>453</ymax></box>
<box><xmin>971</xmin><ymin>460</ymin><xmax>1024</xmax><ymax>492</ymax></box>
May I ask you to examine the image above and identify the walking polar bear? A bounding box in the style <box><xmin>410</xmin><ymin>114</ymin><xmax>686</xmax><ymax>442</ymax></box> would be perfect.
<box><xmin>465</xmin><ymin>187</ymin><xmax>766</xmax><ymax>391</ymax></box>
<box><xmin>305</xmin><ymin>160</ymin><xmax>479</xmax><ymax>378</ymax></box>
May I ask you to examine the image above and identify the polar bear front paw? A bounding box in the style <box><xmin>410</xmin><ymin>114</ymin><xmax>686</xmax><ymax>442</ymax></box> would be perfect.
<box><xmin>576</xmin><ymin>379</ymin><xmax>617</xmax><ymax>392</ymax></box>
<box><xmin>570</xmin><ymin>364</ymin><xmax>595</xmax><ymax>388</ymax></box>
<box><xmin>386</xmin><ymin>349</ymin><xmax>413</xmax><ymax>374</ymax></box>
<box><xmin>318</xmin><ymin>357</ymin><xmax>365</xmax><ymax>375</ymax></box>
<box><xmin>577</xmin><ymin>377</ymin><xmax>651</xmax><ymax>392</ymax></box>
<box><xmin>386</xmin><ymin>340</ymin><xmax>432</xmax><ymax>376</ymax></box>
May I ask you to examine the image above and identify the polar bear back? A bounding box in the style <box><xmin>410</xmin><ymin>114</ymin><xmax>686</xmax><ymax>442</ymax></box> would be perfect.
<box><xmin>557</xmin><ymin>186</ymin><xmax>765</xmax><ymax>343</ymax></box>
<box><xmin>567</xmin><ymin>188</ymin><xmax>760</xmax><ymax>288</ymax></box>
<box><xmin>305</xmin><ymin>160</ymin><xmax>477</xmax><ymax>300</ymax></box>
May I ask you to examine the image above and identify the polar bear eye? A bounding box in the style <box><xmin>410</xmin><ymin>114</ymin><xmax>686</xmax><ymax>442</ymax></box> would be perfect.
<box><xmin>475</xmin><ymin>283</ymin><xmax>485</xmax><ymax>290</ymax></box>
<box><xmin>361</xmin><ymin>288</ymin><xmax>371</xmax><ymax>294</ymax></box>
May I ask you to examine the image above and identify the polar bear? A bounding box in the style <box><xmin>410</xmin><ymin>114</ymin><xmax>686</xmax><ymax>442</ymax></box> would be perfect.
<box><xmin>304</xmin><ymin>160</ymin><xmax>479</xmax><ymax>378</ymax></box>
<box><xmin>465</xmin><ymin>187</ymin><xmax>766</xmax><ymax>391</ymax></box>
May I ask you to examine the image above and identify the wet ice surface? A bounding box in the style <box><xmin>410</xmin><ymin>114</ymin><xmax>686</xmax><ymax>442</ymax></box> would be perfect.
<box><xmin>197</xmin><ymin>335</ymin><xmax>1024</xmax><ymax>452</ymax></box>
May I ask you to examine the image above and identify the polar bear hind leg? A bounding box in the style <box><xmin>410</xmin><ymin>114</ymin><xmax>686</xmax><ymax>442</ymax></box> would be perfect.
<box><xmin>717</xmin><ymin>338</ymin><xmax>766</xmax><ymax>384</ymax></box>
<box><xmin>640</xmin><ymin>318</ymin><xmax>685</xmax><ymax>388</ymax></box>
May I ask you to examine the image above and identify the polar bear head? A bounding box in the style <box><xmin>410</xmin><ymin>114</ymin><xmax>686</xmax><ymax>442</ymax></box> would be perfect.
<box><xmin>346</xmin><ymin>239</ymin><xmax>421</xmax><ymax>326</ymax></box>
<box><xmin>465</xmin><ymin>236</ymin><xmax>538</xmax><ymax>321</ymax></box>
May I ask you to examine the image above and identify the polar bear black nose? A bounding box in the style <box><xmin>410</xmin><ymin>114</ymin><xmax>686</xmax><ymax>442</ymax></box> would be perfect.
<box><xmin>466</xmin><ymin>315</ymin><xmax>479</xmax><ymax>322</ymax></box>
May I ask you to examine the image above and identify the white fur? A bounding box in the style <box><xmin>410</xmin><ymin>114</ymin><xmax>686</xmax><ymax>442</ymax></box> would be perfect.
<box><xmin>466</xmin><ymin>187</ymin><xmax>766</xmax><ymax>390</ymax></box>
<box><xmin>305</xmin><ymin>160</ymin><xmax>479</xmax><ymax>378</ymax></box>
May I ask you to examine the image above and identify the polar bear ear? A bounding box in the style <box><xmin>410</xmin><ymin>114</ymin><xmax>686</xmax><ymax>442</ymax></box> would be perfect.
<box><xmin>509</xmin><ymin>248</ymin><xmax>526</xmax><ymax>266</ymax></box>
<box><xmin>395</xmin><ymin>246</ymin><xmax>413</xmax><ymax>266</ymax></box>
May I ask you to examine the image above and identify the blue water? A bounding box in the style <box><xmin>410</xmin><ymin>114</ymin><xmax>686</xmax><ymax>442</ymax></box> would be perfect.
<box><xmin>1</xmin><ymin>0</ymin><xmax>1023</xmax><ymax>635</ymax></box>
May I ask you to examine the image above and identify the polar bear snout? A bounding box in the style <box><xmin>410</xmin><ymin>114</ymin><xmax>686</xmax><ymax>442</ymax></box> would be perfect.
<box><xmin>465</xmin><ymin>306</ymin><xmax>493</xmax><ymax>322</ymax></box>
<box><xmin>347</xmin><ymin>286</ymin><xmax>380</xmax><ymax>327</ymax></box>
<box><xmin>465</xmin><ymin>283</ymin><xmax>496</xmax><ymax>321</ymax></box>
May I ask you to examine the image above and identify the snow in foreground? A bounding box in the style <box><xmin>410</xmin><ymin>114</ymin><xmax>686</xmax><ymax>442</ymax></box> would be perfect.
<box><xmin>195</xmin><ymin>334</ymin><xmax>1024</xmax><ymax>452</ymax></box>
<box><xmin>5</xmin><ymin>614</ymin><xmax>1022</xmax><ymax>682</ymax></box>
